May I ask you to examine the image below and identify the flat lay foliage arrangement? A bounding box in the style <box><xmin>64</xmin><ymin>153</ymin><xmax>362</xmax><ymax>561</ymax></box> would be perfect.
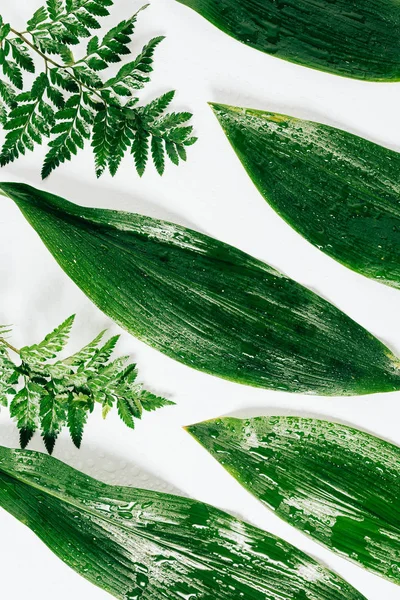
<box><xmin>2</xmin><ymin>182</ymin><xmax>400</xmax><ymax>396</ymax></box>
<box><xmin>0</xmin><ymin>1</ymin><xmax>399</xmax><ymax>599</ymax></box>
<box><xmin>188</xmin><ymin>416</ymin><xmax>400</xmax><ymax>584</ymax></box>
<box><xmin>0</xmin><ymin>445</ymin><xmax>367</xmax><ymax>600</ymax></box>
<box><xmin>0</xmin><ymin>315</ymin><xmax>173</xmax><ymax>453</ymax></box>
<box><xmin>176</xmin><ymin>0</ymin><xmax>400</xmax><ymax>81</ymax></box>
<box><xmin>211</xmin><ymin>103</ymin><xmax>400</xmax><ymax>289</ymax></box>
<box><xmin>0</xmin><ymin>1</ymin><xmax>196</xmax><ymax>178</ymax></box>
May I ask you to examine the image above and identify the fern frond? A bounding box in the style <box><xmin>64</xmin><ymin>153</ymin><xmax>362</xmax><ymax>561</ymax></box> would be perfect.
<box><xmin>0</xmin><ymin>73</ymin><xmax>52</xmax><ymax>167</ymax></box>
<box><xmin>0</xmin><ymin>3</ymin><xmax>196</xmax><ymax>178</ymax></box>
<box><xmin>10</xmin><ymin>383</ymin><xmax>41</xmax><ymax>448</ymax></box>
<box><xmin>0</xmin><ymin>316</ymin><xmax>173</xmax><ymax>452</ymax></box>
<box><xmin>20</xmin><ymin>314</ymin><xmax>75</xmax><ymax>364</ymax></box>
<box><xmin>40</xmin><ymin>391</ymin><xmax>68</xmax><ymax>454</ymax></box>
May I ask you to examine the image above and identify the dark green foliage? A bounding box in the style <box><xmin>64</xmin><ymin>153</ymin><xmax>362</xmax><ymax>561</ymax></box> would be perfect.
<box><xmin>0</xmin><ymin>3</ymin><xmax>195</xmax><ymax>178</ymax></box>
<box><xmin>0</xmin><ymin>315</ymin><xmax>174</xmax><ymax>453</ymax></box>
<box><xmin>0</xmin><ymin>447</ymin><xmax>367</xmax><ymax>600</ymax></box>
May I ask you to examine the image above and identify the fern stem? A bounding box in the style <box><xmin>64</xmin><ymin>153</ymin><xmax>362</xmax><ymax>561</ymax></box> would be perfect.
<box><xmin>9</xmin><ymin>28</ymin><xmax>105</xmax><ymax>105</ymax></box>
<box><xmin>9</xmin><ymin>28</ymin><xmax>63</xmax><ymax>70</ymax></box>
<box><xmin>0</xmin><ymin>338</ymin><xmax>20</xmax><ymax>355</ymax></box>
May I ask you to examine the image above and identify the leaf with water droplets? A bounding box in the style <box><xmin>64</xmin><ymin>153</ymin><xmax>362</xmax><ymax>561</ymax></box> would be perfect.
<box><xmin>0</xmin><ymin>445</ymin><xmax>367</xmax><ymax>599</ymax></box>
<box><xmin>176</xmin><ymin>0</ymin><xmax>400</xmax><ymax>81</ymax></box>
<box><xmin>187</xmin><ymin>416</ymin><xmax>400</xmax><ymax>584</ymax></box>
<box><xmin>1</xmin><ymin>181</ymin><xmax>400</xmax><ymax>395</ymax></box>
<box><xmin>211</xmin><ymin>103</ymin><xmax>400</xmax><ymax>290</ymax></box>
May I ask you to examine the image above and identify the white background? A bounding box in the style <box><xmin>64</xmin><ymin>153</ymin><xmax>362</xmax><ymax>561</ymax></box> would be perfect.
<box><xmin>0</xmin><ymin>1</ymin><xmax>399</xmax><ymax>598</ymax></box>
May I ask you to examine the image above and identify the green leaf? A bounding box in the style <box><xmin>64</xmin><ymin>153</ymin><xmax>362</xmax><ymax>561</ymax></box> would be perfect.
<box><xmin>131</xmin><ymin>127</ymin><xmax>149</xmax><ymax>176</ymax></box>
<box><xmin>1</xmin><ymin>57</ymin><xmax>23</xmax><ymax>89</ymax></box>
<box><xmin>27</xmin><ymin>7</ymin><xmax>49</xmax><ymax>31</ymax></box>
<box><xmin>7</xmin><ymin>40</ymin><xmax>35</xmax><ymax>73</ymax></box>
<box><xmin>142</xmin><ymin>90</ymin><xmax>175</xmax><ymax>122</ymax></box>
<box><xmin>20</xmin><ymin>314</ymin><xmax>75</xmax><ymax>364</ymax></box>
<box><xmin>47</xmin><ymin>0</ymin><xmax>64</xmax><ymax>21</ymax></box>
<box><xmin>0</xmin><ymin>78</ymin><xmax>17</xmax><ymax>107</ymax></box>
<box><xmin>139</xmin><ymin>390</ymin><xmax>175</xmax><ymax>412</ymax></box>
<box><xmin>151</xmin><ymin>135</ymin><xmax>165</xmax><ymax>175</ymax></box>
<box><xmin>9</xmin><ymin>383</ymin><xmax>41</xmax><ymax>448</ymax></box>
<box><xmin>211</xmin><ymin>104</ymin><xmax>400</xmax><ymax>290</ymax></box>
<box><xmin>0</xmin><ymin>446</ymin><xmax>366</xmax><ymax>600</ymax></box>
<box><xmin>176</xmin><ymin>0</ymin><xmax>400</xmax><ymax>81</ymax></box>
<box><xmin>188</xmin><ymin>416</ymin><xmax>400</xmax><ymax>584</ymax></box>
<box><xmin>0</xmin><ymin>345</ymin><xmax>18</xmax><ymax>406</ymax></box>
<box><xmin>0</xmin><ymin>74</ymin><xmax>50</xmax><ymax>167</ymax></box>
<box><xmin>3</xmin><ymin>182</ymin><xmax>400</xmax><ymax>396</ymax></box>
<box><xmin>64</xmin><ymin>329</ymin><xmax>106</xmax><ymax>366</ymax></box>
<box><xmin>40</xmin><ymin>392</ymin><xmax>67</xmax><ymax>454</ymax></box>
<box><xmin>0</xmin><ymin>8</ymin><xmax>194</xmax><ymax>179</ymax></box>
<box><xmin>0</xmin><ymin>102</ymin><xmax>7</xmax><ymax>126</ymax></box>
<box><xmin>103</xmin><ymin>36</ymin><xmax>164</xmax><ymax>91</ymax></box>
<box><xmin>67</xmin><ymin>392</ymin><xmax>90</xmax><ymax>448</ymax></box>
<box><xmin>92</xmin><ymin>106</ymin><xmax>132</xmax><ymax>177</ymax></box>
<box><xmin>0</xmin><ymin>314</ymin><xmax>171</xmax><ymax>453</ymax></box>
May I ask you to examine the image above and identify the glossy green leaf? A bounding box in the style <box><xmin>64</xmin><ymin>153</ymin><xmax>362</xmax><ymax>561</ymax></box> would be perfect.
<box><xmin>0</xmin><ymin>445</ymin><xmax>367</xmax><ymax>600</ymax></box>
<box><xmin>176</xmin><ymin>0</ymin><xmax>400</xmax><ymax>81</ymax></box>
<box><xmin>2</xmin><ymin>181</ymin><xmax>400</xmax><ymax>395</ymax></box>
<box><xmin>211</xmin><ymin>104</ymin><xmax>400</xmax><ymax>290</ymax></box>
<box><xmin>187</xmin><ymin>416</ymin><xmax>400</xmax><ymax>584</ymax></box>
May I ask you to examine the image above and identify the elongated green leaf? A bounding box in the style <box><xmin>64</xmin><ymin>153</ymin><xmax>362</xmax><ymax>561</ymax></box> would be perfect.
<box><xmin>0</xmin><ymin>445</ymin><xmax>367</xmax><ymax>600</ymax></box>
<box><xmin>211</xmin><ymin>104</ymin><xmax>400</xmax><ymax>290</ymax></box>
<box><xmin>176</xmin><ymin>0</ymin><xmax>400</xmax><ymax>81</ymax></box>
<box><xmin>187</xmin><ymin>417</ymin><xmax>400</xmax><ymax>584</ymax></box>
<box><xmin>2</xmin><ymin>181</ymin><xmax>400</xmax><ymax>395</ymax></box>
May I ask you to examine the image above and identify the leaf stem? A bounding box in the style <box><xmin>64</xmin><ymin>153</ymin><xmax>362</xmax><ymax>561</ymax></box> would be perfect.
<box><xmin>9</xmin><ymin>28</ymin><xmax>63</xmax><ymax>69</ymax></box>
<box><xmin>0</xmin><ymin>338</ymin><xmax>20</xmax><ymax>355</ymax></box>
<box><xmin>9</xmin><ymin>28</ymin><xmax>105</xmax><ymax>105</ymax></box>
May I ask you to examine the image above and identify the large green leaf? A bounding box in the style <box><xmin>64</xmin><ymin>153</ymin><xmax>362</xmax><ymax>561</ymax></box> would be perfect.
<box><xmin>0</xmin><ymin>445</ymin><xmax>367</xmax><ymax>600</ymax></box>
<box><xmin>1</xmin><ymin>181</ymin><xmax>400</xmax><ymax>395</ymax></box>
<box><xmin>211</xmin><ymin>104</ymin><xmax>400</xmax><ymax>290</ymax></box>
<box><xmin>187</xmin><ymin>416</ymin><xmax>400</xmax><ymax>584</ymax></box>
<box><xmin>176</xmin><ymin>0</ymin><xmax>400</xmax><ymax>81</ymax></box>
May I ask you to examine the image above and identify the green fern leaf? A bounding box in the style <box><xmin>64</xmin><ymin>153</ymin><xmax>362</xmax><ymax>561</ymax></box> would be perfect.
<box><xmin>176</xmin><ymin>144</ymin><xmax>187</xmax><ymax>161</ymax></box>
<box><xmin>46</xmin><ymin>83</ymin><xmax>65</xmax><ymax>109</ymax></box>
<box><xmin>46</xmin><ymin>0</ymin><xmax>64</xmax><ymax>21</ymax></box>
<box><xmin>20</xmin><ymin>314</ymin><xmax>75</xmax><ymax>364</ymax></box>
<box><xmin>131</xmin><ymin>127</ymin><xmax>149</xmax><ymax>176</ymax></box>
<box><xmin>108</xmin><ymin>111</ymin><xmax>134</xmax><ymax>176</ymax></box>
<box><xmin>0</xmin><ymin>5</ymin><xmax>196</xmax><ymax>177</ymax></box>
<box><xmin>84</xmin><ymin>2</ymin><xmax>110</xmax><ymax>18</ymax></box>
<box><xmin>0</xmin><ymin>345</ymin><xmax>18</xmax><ymax>406</ymax></box>
<box><xmin>0</xmin><ymin>55</ymin><xmax>23</xmax><ymax>89</ymax></box>
<box><xmin>6</xmin><ymin>39</ymin><xmax>35</xmax><ymax>73</ymax></box>
<box><xmin>102</xmin><ymin>36</ymin><xmax>164</xmax><ymax>93</ymax></box>
<box><xmin>0</xmin><ymin>73</ymin><xmax>50</xmax><ymax>167</ymax></box>
<box><xmin>64</xmin><ymin>330</ymin><xmax>106</xmax><ymax>367</ymax></box>
<box><xmin>151</xmin><ymin>135</ymin><xmax>165</xmax><ymax>175</ymax></box>
<box><xmin>0</xmin><ymin>102</ymin><xmax>7</xmax><ymax>126</ymax></box>
<box><xmin>165</xmin><ymin>140</ymin><xmax>179</xmax><ymax>165</ymax></box>
<box><xmin>86</xmin><ymin>335</ymin><xmax>119</xmax><ymax>370</ymax></box>
<box><xmin>142</xmin><ymin>90</ymin><xmax>175</xmax><ymax>122</ymax></box>
<box><xmin>42</xmin><ymin>93</ymin><xmax>93</xmax><ymax>178</ymax></box>
<box><xmin>68</xmin><ymin>392</ymin><xmax>91</xmax><ymax>448</ymax></box>
<box><xmin>117</xmin><ymin>396</ymin><xmax>140</xmax><ymax>428</ymax></box>
<box><xmin>40</xmin><ymin>391</ymin><xmax>68</xmax><ymax>454</ymax></box>
<box><xmin>10</xmin><ymin>383</ymin><xmax>41</xmax><ymax>448</ymax></box>
<box><xmin>59</xmin><ymin>45</ymin><xmax>75</xmax><ymax>66</ymax></box>
<box><xmin>49</xmin><ymin>67</ymin><xmax>79</xmax><ymax>93</ymax></box>
<box><xmin>27</xmin><ymin>7</ymin><xmax>49</xmax><ymax>31</ymax></box>
<box><xmin>0</xmin><ymin>79</ymin><xmax>17</xmax><ymax>107</ymax></box>
<box><xmin>0</xmin><ymin>316</ymin><xmax>171</xmax><ymax>452</ymax></box>
<box><xmin>139</xmin><ymin>390</ymin><xmax>175</xmax><ymax>411</ymax></box>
